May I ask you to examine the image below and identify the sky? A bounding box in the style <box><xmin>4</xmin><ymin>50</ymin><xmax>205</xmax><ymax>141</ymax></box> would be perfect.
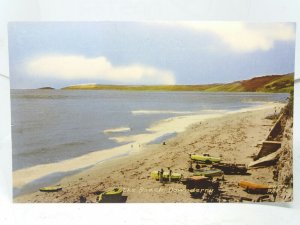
<box><xmin>8</xmin><ymin>22</ymin><xmax>296</xmax><ymax>89</ymax></box>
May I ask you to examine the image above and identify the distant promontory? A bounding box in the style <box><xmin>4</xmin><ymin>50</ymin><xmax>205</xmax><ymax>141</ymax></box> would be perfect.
<box><xmin>39</xmin><ymin>87</ymin><xmax>55</xmax><ymax>90</ymax></box>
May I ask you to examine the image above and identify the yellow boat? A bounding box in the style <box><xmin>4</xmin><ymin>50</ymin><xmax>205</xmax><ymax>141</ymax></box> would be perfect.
<box><xmin>150</xmin><ymin>171</ymin><xmax>182</xmax><ymax>181</ymax></box>
<box><xmin>39</xmin><ymin>186</ymin><xmax>62</xmax><ymax>192</ymax></box>
<box><xmin>98</xmin><ymin>188</ymin><xmax>123</xmax><ymax>202</ymax></box>
<box><xmin>190</xmin><ymin>154</ymin><xmax>221</xmax><ymax>164</ymax></box>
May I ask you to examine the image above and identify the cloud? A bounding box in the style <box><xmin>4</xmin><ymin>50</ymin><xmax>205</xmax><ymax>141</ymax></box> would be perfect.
<box><xmin>26</xmin><ymin>55</ymin><xmax>176</xmax><ymax>85</ymax></box>
<box><xmin>155</xmin><ymin>22</ymin><xmax>295</xmax><ymax>53</ymax></box>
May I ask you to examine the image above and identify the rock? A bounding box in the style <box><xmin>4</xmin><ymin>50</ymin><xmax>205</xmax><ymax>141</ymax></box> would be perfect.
<box><xmin>79</xmin><ymin>195</ymin><xmax>86</xmax><ymax>203</ymax></box>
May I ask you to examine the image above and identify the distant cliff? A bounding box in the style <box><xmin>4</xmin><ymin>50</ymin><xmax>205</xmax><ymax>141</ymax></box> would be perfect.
<box><xmin>62</xmin><ymin>73</ymin><xmax>294</xmax><ymax>93</ymax></box>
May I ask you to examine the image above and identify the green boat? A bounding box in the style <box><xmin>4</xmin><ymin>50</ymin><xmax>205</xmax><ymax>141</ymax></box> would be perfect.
<box><xmin>39</xmin><ymin>186</ymin><xmax>62</xmax><ymax>192</ymax></box>
<box><xmin>193</xmin><ymin>169</ymin><xmax>224</xmax><ymax>177</ymax></box>
<box><xmin>98</xmin><ymin>188</ymin><xmax>123</xmax><ymax>202</ymax></box>
<box><xmin>190</xmin><ymin>154</ymin><xmax>221</xmax><ymax>164</ymax></box>
<box><xmin>151</xmin><ymin>171</ymin><xmax>182</xmax><ymax>181</ymax></box>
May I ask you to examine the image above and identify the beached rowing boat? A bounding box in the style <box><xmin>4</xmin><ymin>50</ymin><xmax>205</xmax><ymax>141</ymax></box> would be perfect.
<box><xmin>190</xmin><ymin>154</ymin><xmax>221</xmax><ymax>164</ymax></box>
<box><xmin>238</xmin><ymin>180</ymin><xmax>270</xmax><ymax>194</ymax></box>
<box><xmin>151</xmin><ymin>171</ymin><xmax>182</xmax><ymax>181</ymax></box>
<box><xmin>182</xmin><ymin>175</ymin><xmax>220</xmax><ymax>190</ymax></box>
<box><xmin>193</xmin><ymin>169</ymin><xmax>224</xmax><ymax>177</ymax></box>
<box><xmin>98</xmin><ymin>188</ymin><xmax>123</xmax><ymax>202</ymax></box>
<box><xmin>39</xmin><ymin>186</ymin><xmax>62</xmax><ymax>192</ymax></box>
<box><xmin>213</xmin><ymin>163</ymin><xmax>248</xmax><ymax>174</ymax></box>
<box><xmin>186</xmin><ymin>176</ymin><xmax>209</xmax><ymax>181</ymax></box>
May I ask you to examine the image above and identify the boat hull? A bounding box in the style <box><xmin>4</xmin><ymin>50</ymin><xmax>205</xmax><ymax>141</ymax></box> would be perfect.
<box><xmin>39</xmin><ymin>186</ymin><xmax>62</xmax><ymax>192</ymax></box>
<box><xmin>193</xmin><ymin>169</ymin><xmax>224</xmax><ymax>177</ymax></box>
<box><xmin>191</xmin><ymin>155</ymin><xmax>221</xmax><ymax>164</ymax></box>
<box><xmin>151</xmin><ymin>171</ymin><xmax>182</xmax><ymax>181</ymax></box>
<box><xmin>239</xmin><ymin>180</ymin><xmax>270</xmax><ymax>194</ymax></box>
<box><xmin>98</xmin><ymin>188</ymin><xmax>123</xmax><ymax>202</ymax></box>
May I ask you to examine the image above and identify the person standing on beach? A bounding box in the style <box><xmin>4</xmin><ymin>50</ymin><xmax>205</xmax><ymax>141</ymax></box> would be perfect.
<box><xmin>160</xmin><ymin>168</ymin><xmax>164</xmax><ymax>183</ymax></box>
<box><xmin>169</xmin><ymin>169</ymin><xmax>172</xmax><ymax>182</ymax></box>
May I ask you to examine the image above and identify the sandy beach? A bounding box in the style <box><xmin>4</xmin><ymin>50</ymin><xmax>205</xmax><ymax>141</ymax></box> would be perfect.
<box><xmin>14</xmin><ymin>102</ymin><xmax>291</xmax><ymax>203</ymax></box>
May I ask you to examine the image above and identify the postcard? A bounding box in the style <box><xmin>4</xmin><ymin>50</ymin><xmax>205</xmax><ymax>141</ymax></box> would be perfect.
<box><xmin>9</xmin><ymin>22</ymin><xmax>295</xmax><ymax>203</ymax></box>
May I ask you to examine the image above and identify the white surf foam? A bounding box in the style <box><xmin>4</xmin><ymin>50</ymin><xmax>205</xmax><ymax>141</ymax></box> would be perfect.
<box><xmin>132</xmin><ymin>110</ymin><xmax>193</xmax><ymax>115</ymax></box>
<box><xmin>103</xmin><ymin>127</ymin><xmax>131</xmax><ymax>134</ymax></box>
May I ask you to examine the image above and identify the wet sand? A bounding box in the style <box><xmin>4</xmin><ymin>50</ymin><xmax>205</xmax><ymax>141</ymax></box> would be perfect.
<box><xmin>14</xmin><ymin>103</ymin><xmax>286</xmax><ymax>203</ymax></box>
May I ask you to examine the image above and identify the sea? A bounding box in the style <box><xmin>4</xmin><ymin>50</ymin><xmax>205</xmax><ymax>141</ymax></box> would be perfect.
<box><xmin>11</xmin><ymin>90</ymin><xmax>288</xmax><ymax>195</ymax></box>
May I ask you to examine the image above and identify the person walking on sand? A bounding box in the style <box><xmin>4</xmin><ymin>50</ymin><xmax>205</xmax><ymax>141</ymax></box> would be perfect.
<box><xmin>159</xmin><ymin>168</ymin><xmax>164</xmax><ymax>183</ymax></box>
<box><xmin>169</xmin><ymin>169</ymin><xmax>172</xmax><ymax>183</ymax></box>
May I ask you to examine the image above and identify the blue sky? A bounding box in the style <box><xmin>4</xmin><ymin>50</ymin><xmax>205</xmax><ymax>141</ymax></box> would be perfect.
<box><xmin>8</xmin><ymin>22</ymin><xmax>296</xmax><ymax>89</ymax></box>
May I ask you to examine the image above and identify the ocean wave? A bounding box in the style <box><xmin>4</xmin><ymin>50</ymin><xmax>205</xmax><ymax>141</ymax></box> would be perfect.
<box><xmin>132</xmin><ymin>110</ymin><xmax>193</xmax><ymax>115</ymax></box>
<box><xmin>103</xmin><ymin>127</ymin><xmax>131</xmax><ymax>133</ymax></box>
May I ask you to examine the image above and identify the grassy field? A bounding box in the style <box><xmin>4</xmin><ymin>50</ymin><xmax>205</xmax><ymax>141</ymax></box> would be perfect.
<box><xmin>62</xmin><ymin>73</ymin><xmax>294</xmax><ymax>93</ymax></box>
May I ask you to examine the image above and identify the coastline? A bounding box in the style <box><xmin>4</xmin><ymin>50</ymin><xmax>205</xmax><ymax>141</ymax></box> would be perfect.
<box><xmin>14</xmin><ymin>102</ymin><xmax>285</xmax><ymax>202</ymax></box>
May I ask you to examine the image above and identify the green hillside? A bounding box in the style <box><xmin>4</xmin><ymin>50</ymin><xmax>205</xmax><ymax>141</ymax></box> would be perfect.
<box><xmin>204</xmin><ymin>82</ymin><xmax>245</xmax><ymax>92</ymax></box>
<box><xmin>259</xmin><ymin>74</ymin><xmax>294</xmax><ymax>93</ymax></box>
<box><xmin>62</xmin><ymin>73</ymin><xmax>294</xmax><ymax>93</ymax></box>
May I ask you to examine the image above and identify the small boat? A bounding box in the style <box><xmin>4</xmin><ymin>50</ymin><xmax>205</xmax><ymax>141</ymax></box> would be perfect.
<box><xmin>150</xmin><ymin>171</ymin><xmax>182</xmax><ymax>181</ymax></box>
<box><xmin>190</xmin><ymin>154</ymin><xmax>221</xmax><ymax>164</ymax></box>
<box><xmin>238</xmin><ymin>180</ymin><xmax>270</xmax><ymax>194</ymax></box>
<box><xmin>181</xmin><ymin>175</ymin><xmax>208</xmax><ymax>184</ymax></box>
<box><xmin>213</xmin><ymin>162</ymin><xmax>247</xmax><ymax>174</ymax></box>
<box><xmin>39</xmin><ymin>186</ymin><xmax>62</xmax><ymax>192</ymax></box>
<box><xmin>186</xmin><ymin>176</ymin><xmax>209</xmax><ymax>181</ymax></box>
<box><xmin>182</xmin><ymin>176</ymin><xmax>219</xmax><ymax>190</ymax></box>
<box><xmin>98</xmin><ymin>188</ymin><xmax>123</xmax><ymax>202</ymax></box>
<box><xmin>193</xmin><ymin>169</ymin><xmax>224</xmax><ymax>177</ymax></box>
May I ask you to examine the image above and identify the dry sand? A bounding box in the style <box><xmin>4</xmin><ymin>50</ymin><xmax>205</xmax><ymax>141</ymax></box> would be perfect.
<box><xmin>14</xmin><ymin>103</ymin><xmax>289</xmax><ymax>203</ymax></box>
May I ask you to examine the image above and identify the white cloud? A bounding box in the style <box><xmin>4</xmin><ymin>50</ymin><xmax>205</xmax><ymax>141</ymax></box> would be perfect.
<box><xmin>26</xmin><ymin>55</ymin><xmax>176</xmax><ymax>85</ymax></box>
<box><xmin>154</xmin><ymin>22</ymin><xmax>295</xmax><ymax>53</ymax></box>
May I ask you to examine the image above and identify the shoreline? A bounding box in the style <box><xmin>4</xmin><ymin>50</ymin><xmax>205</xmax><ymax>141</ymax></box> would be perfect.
<box><xmin>14</xmin><ymin>102</ymin><xmax>284</xmax><ymax>200</ymax></box>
